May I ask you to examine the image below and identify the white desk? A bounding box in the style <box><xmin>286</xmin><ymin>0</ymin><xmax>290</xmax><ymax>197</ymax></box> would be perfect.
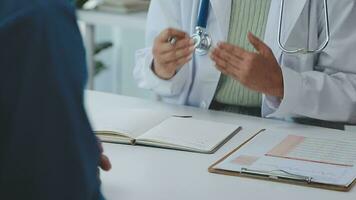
<box><xmin>85</xmin><ymin>91</ymin><xmax>356</xmax><ymax>200</ymax></box>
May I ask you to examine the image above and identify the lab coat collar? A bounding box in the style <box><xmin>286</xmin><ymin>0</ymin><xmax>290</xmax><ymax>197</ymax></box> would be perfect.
<box><xmin>265</xmin><ymin>0</ymin><xmax>308</xmax><ymax>58</ymax></box>
<box><xmin>210</xmin><ymin>0</ymin><xmax>232</xmax><ymax>41</ymax></box>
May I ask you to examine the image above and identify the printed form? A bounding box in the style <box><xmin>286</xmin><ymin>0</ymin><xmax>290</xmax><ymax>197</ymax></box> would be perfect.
<box><xmin>215</xmin><ymin>131</ymin><xmax>356</xmax><ymax>186</ymax></box>
<box><xmin>266</xmin><ymin>135</ymin><xmax>356</xmax><ymax>167</ymax></box>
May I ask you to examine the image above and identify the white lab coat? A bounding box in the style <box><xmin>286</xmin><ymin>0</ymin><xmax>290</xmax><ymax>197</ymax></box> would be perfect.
<box><xmin>134</xmin><ymin>0</ymin><xmax>356</xmax><ymax>123</ymax></box>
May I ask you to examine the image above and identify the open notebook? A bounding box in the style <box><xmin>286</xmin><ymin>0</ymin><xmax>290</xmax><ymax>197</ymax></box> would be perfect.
<box><xmin>90</xmin><ymin>109</ymin><xmax>241</xmax><ymax>154</ymax></box>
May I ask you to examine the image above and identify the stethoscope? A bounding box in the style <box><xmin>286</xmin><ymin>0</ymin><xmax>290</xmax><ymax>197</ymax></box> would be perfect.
<box><xmin>191</xmin><ymin>0</ymin><xmax>331</xmax><ymax>55</ymax></box>
<box><xmin>277</xmin><ymin>0</ymin><xmax>330</xmax><ymax>54</ymax></box>
<box><xmin>191</xmin><ymin>0</ymin><xmax>212</xmax><ymax>55</ymax></box>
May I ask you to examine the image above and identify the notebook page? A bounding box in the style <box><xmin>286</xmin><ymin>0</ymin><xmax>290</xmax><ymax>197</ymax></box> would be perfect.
<box><xmin>90</xmin><ymin>108</ymin><xmax>169</xmax><ymax>138</ymax></box>
<box><xmin>137</xmin><ymin>117</ymin><xmax>240</xmax><ymax>152</ymax></box>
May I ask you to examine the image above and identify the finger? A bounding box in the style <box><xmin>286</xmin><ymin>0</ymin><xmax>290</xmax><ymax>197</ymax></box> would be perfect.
<box><xmin>212</xmin><ymin>50</ymin><xmax>245</xmax><ymax>81</ymax></box>
<box><xmin>210</xmin><ymin>49</ymin><xmax>230</xmax><ymax>71</ymax></box>
<box><xmin>164</xmin><ymin>51</ymin><xmax>193</xmax><ymax>72</ymax></box>
<box><xmin>212</xmin><ymin>48</ymin><xmax>244</xmax><ymax>71</ymax></box>
<box><xmin>226</xmin><ymin>65</ymin><xmax>242</xmax><ymax>81</ymax></box>
<box><xmin>214</xmin><ymin>62</ymin><xmax>229</xmax><ymax>76</ymax></box>
<box><xmin>99</xmin><ymin>154</ymin><xmax>112</xmax><ymax>171</ymax></box>
<box><xmin>174</xmin><ymin>45</ymin><xmax>195</xmax><ymax>59</ymax></box>
<box><xmin>213</xmin><ymin>48</ymin><xmax>244</xmax><ymax>69</ymax></box>
<box><xmin>217</xmin><ymin>42</ymin><xmax>249</xmax><ymax>60</ymax></box>
<box><xmin>159</xmin><ymin>45</ymin><xmax>194</xmax><ymax>63</ymax></box>
<box><xmin>212</xmin><ymin>55</ymin><xmax>236</xmax><ymax>77</ymax></box>
<box><xmin>174</xmin><ymin>54</ymin><xmax>193</xmax><ymax>69</ymax></box>
<box><xmin>248</xmin><ymin>32</ymin><xmax>271</xmax><ymax>55</ymax></box>
<box><xmin>158</xmin><ymin>38</ymin><xmax>193</xmax><ymax>54</ymax></box>
<box><xmin>174</xmin><ymin>38</ymin><xmax>194</xmax><ymax>49</ymax></box>
<box><xmin>216</xmin><ymin>42</ymin><xmax>235</xmax><ymax>53</ymax></box>
<box><xmin>159</xmin><ymin>28</ymin><xmax>188</xmax><ymax>42</ymax></box>
<box><xmin>212</xmin><ymin>53</ymin><xmax>241</xmax><ymax>80</ymax></box>
<box><xmin>158</xmin><ymin>38</ymin><xmax>194</xmax><ymax>54</ymax></box>
<box><xmin>210</xmin><ymin>51</ymin><xmax>226</xmax><ymax>72</ymax></box>
<box><xmin>167</xmin><ymin>55</ymin><xmax>192</xmax><ymax>72</ymax></box>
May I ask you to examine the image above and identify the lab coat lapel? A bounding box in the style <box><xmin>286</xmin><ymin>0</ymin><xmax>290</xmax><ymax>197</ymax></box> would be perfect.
<box><xmin>265</xmin><ymin>0</ymin><xmax>307</xmax><ymax>59</ymax></box>
<box><xmin>210</xmin><ymin>0</ymin><xmax>232</xmax><ymax>41</ymax></box>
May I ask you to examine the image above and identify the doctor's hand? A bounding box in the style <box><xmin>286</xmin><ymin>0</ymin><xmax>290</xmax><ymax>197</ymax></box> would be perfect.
<box><xmin>152</xmin><ymin>28</ymin><xmax>195</xmax><ymax>80</ymax></box>
<box><xmin>210</xmin><ymin>32</ymin><xmax>284</xmax><ymax>98</ymax></box>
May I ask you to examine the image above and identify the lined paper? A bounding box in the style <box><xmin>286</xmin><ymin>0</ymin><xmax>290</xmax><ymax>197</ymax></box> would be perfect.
<box><xmin>215</xmin><ymin>131</ymin><xmax>356</xmax><ymax>186</ymax></box>
<box><xmin>266</xmin><ymin>135</ymin><xmax>356</xmax><ymax>167</ymax></box>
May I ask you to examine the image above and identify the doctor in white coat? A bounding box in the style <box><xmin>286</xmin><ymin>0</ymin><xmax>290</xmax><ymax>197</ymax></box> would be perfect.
<box><xmin>134</xmin><ymin>0</ymin><xmax>356</xmax><ymax>128</ymax></box>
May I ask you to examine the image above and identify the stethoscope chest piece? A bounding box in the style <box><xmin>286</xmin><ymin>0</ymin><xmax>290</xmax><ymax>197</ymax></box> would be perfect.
<box><xmin>192</xmin><ymin>0</ymin><xmax>211</xmax><ymax>56</ymax></box>
<box><xmin>192</xmin><ymin>27</ymin><xmax>212</xmax><ymax>55</ymax></box>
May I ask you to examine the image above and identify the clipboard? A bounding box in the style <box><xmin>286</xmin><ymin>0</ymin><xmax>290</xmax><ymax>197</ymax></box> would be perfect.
<box><xmin>208</xmin><ymin>130</ymin><xmax>356</xmax><ymax>192</ymax></box>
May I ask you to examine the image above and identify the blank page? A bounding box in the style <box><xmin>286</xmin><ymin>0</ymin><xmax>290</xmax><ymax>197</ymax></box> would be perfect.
<box><xmin>137</xmin><ymin>117</ymin><xmax>240</xmax><ymax>152</ymax></box>
<box><xmin>90</xmin><ymin>108</ymin><xmax>169</xmax><ymax>138</ymax></box>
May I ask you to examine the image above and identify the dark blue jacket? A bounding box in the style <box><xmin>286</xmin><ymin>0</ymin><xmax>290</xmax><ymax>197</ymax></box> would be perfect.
<box><xmin>0</xmin><ymin>0</ymin><xmax>102</xmax><ymax>199</ymax></box>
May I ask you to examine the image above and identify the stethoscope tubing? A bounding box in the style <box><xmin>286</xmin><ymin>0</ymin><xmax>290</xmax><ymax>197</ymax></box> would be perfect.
<box><xmin>277</xmin><ymin>0</ymin><xmax>330</xmax><ymax>54</ymax></box>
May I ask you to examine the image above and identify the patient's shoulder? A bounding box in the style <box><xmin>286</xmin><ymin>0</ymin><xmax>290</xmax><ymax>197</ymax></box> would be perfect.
<box><xmin>33</xmin><ymin>0</ymin><xmax>76</xmax><ymax>20</ymax></box>
<box><xmin>0</xmin><ymin>0</ymin><xmax>75</xmax><ymax>26</ymax></box>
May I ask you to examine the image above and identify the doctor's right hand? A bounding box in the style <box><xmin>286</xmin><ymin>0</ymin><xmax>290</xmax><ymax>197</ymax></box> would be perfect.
<box><xmin>152</xmin><ymin>28</ymin><xmax>195</xmax><ymax>80</ymax></box>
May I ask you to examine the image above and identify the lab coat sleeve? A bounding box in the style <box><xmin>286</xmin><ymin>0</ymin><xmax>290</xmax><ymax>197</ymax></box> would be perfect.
<box><xmin>133</xmin><ymin>0</ymin><xmax>189</xmax><ymax>97</ymax></box>
<box><xmin>264</xmin><ymin>0</ymin><xmax>356</xmax><ymax>123</ymax></box>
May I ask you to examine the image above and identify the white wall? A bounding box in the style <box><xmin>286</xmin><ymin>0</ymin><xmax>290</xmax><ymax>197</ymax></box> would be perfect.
<box><xmin>81</xmin><ymin>23</ymin><xmax>153</xmax><ymax>100</ymax></box>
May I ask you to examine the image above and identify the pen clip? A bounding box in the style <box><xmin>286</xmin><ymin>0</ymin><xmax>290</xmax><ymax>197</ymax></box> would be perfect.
<box><xmin>240</xmin><ymin>168</ymin><xmax>313</xmax><ymax>183</ymax></box>
<box><xmin>168</xmin><ymin>37</ymin><xmax>177</xmax><ymax>45</ymax></box>
<box><xmin>172</xmin><ymin>115</ymin><xmax>193</xmax><ymax>118</ymax></box>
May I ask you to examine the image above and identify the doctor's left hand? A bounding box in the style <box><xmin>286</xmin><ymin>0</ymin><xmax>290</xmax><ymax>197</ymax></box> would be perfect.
<box><xmin>210</xmin><ymin>32</ymin><xmax>284</xmax><ymax>98</ymax></box>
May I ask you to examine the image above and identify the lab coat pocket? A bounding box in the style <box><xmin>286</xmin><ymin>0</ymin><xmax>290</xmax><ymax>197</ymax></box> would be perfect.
<box><xmin>281</xmin><ymin>53</ymin><xmax>315</xmax><ymax>73</ymax></box>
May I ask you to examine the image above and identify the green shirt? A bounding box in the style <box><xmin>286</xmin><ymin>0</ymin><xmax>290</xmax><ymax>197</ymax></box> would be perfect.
<box><xmin>214</xmin><ymin>0</ymin><xmax>271</xmax><ymax>109</ymax></box>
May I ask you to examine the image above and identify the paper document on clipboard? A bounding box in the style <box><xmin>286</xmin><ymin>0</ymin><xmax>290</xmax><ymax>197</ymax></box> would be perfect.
<box><xmin>212</xmin><ymin>131</ymin><xmax>356</xmax><ymax>187</ymax></box>
<box><xmin>266</xmin><ymin>135</ymin><xmax>356</xmax><ymax>167</ymax></box>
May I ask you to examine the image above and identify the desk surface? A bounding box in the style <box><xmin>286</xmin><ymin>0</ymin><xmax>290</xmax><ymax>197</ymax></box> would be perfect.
<box><xmin>85</xmin><ymin>91</ymin><xmax>356</xmax><ymax>200</ymax></box>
